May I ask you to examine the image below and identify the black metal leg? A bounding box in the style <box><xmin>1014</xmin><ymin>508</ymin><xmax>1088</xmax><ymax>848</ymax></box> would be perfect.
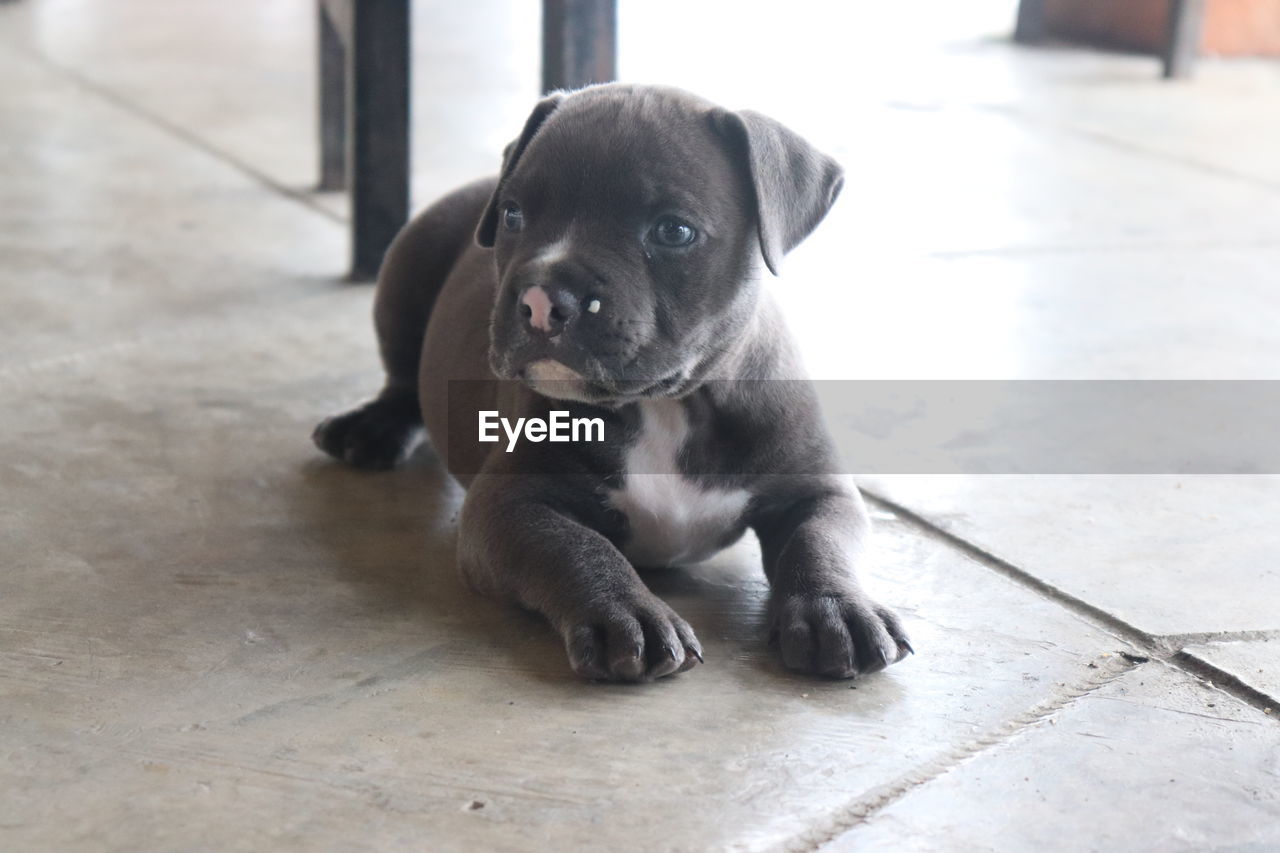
<box><xmin>317</xmin><ymin>1</ymin><xmax>346</xmax><ymax>192</ymax></box>
<box><xmin>1162</xmin><ymin>0</ymin><xmax>1205</xmax><ymax>79</ymax></box>
<box><xmin>348</xmin><ymin>1</ymin><xmax>410</xmax><ymax>281</ymax></box>
<box><xmin>1013</xmin><ymin>0</ymin><xmax>1047</xmax><ymax>43</ymax></box>
<box><xmin>542</xmin><ymin>0</ymin><xmax>617</xmax><ymax>93</ymax></box>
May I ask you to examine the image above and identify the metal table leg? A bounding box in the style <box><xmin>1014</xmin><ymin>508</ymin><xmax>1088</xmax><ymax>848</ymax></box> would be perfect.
<box><xmin>317</xmin><ymin>0</ymin><xmax>410</xmax><ymax>281</ymax></box>
<box><xmin>542</xmin><ymin>0</ymin><xmax>617</xmax><ymax>93</ymax></box>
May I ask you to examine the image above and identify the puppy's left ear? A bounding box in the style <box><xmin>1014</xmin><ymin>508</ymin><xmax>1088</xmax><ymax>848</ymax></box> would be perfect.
<box><xmin>715</xmin><ymin>110</ymin><xmax>844</xmax><ymax>276</ymax></box>
<box><xmin>476</xmin><ymin>93</ymin><xmax>565</xmax><ymax>248</ymax></box>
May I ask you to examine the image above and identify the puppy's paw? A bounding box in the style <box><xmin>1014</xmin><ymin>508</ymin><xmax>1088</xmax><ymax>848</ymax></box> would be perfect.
<box><xmin>769</xmin><ymin>590</ymin><xmax>912</xmax><ymax>679</ymax></box>
<box><xmin>312</xmin><ymin>395</ymin><xmax>424</xmax><ymax>470</ymax></box>
<box><xmin>562</xmin><ymin>594</ymin><xmax>703</xmax><ymax>683</ymax></box>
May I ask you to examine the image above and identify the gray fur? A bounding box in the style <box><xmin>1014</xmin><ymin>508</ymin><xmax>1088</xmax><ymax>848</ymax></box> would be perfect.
<box><xmin>314</xmin><ymin>83</ymin><xmax>912</xmax><ymax>682</ymax></box>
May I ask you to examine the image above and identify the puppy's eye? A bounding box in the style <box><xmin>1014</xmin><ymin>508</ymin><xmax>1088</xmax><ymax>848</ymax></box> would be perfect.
<box><xmin>502</xmin><ymin>203</ymin><xmax>524</xmax><ymax>232</ymax></box>
<box><xmin>650</xmin><ymin>216</ymin><xmax>697</xmax><ymax>248</ymax></box>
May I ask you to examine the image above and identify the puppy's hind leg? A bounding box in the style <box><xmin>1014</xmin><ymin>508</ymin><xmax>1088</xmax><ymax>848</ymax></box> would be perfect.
<box><xmin>312</xmin><ymin>391</ymin><xmax>424</xmax><ymax>470</ymax></box>
<box><xmin>312</xmin><ymin>239</ymin><xmax>428</xmax><ymax>469</ymax></box>
<box><xmin>313</xmin><ymin>178</ymin><xmax>494</xmax><ymax>469</ymax></box>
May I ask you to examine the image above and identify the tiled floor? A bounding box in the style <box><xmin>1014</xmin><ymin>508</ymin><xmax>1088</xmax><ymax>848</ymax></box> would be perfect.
<box><xmin>2</xmin><ymin>2</ymin><xmax>1277</xmax><ymax>851</ymax></box>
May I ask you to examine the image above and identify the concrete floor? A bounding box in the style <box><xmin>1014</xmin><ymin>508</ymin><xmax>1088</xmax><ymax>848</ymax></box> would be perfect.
<box><xmin>2</xmin><ymin>1</ymin><xmax>1278</xmax><ymax>850</ymax></box>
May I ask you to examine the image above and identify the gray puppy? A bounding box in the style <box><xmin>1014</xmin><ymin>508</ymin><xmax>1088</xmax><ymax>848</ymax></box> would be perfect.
<box><xmin>315</xmin><ymin>84</ymin><xmax>912</xmax><ymax>682</ymax></box>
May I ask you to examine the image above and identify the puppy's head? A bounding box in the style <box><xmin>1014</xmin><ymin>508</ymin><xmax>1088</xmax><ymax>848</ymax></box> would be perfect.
<box><xmin>477</xmin><ymin>84</ymin><xmax>842</xmax><ymax>404</ymax></box>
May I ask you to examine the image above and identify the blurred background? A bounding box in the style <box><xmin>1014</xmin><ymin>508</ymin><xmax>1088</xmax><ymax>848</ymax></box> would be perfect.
<box><xmin>4</xmin><ymin>0</ymin><xmax>1279</xmax><ymax>381</ymax></box>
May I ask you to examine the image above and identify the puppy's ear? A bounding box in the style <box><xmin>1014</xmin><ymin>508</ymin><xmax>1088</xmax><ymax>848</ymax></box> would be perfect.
<box><xmin>716</xmin><ymin>110</ymin><xmax>844</xmax><ymax>275</ymax></box>
<box><xmin>476</xmin><ymin>94</ymin><xmax>565</xmax><ymax>248</ymax></box>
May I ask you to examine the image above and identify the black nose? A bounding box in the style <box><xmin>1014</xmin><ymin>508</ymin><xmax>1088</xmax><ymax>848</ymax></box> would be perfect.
<box><xmin>519</xmin><ymin>285</ymin><xmax>579</xmax><ymax>336</ymax></box>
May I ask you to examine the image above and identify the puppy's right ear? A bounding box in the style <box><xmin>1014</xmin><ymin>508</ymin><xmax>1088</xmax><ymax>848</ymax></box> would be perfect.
<box><xmin>475</xmin><ymin>94</ymin><xmax>564</xmax><ymax>248</ymax></box>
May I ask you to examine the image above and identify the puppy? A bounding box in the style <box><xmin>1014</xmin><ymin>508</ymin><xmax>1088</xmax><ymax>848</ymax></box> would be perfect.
<box><xmin>314</xmin><ymin>84</ymin><xmax>912</xmax><ymax>682</ymax></box>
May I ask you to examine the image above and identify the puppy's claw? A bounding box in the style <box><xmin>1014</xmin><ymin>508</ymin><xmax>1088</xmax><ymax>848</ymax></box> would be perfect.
<box><xmin>899</xmin><ymin>639</ymin><xmax>915</xmax><ymax>657</ymax></box>
<box><xmin>687</xmin><ymin>645</ymin><xmax>704</xmax><ymax>664</ymax></box>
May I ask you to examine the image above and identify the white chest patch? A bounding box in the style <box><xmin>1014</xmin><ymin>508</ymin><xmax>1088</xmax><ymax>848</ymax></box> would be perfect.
<box><xmin>607</xmin><ymin>399</ymin><xmax>751</xmax><ymax>567</ymax></box>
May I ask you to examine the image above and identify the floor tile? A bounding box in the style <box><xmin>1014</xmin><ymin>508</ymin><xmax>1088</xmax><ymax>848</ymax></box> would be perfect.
<box><xmin>12</xmin><ymin>1</ymin><xmax>1279</xmax><ymax>261</ymax></box>
<box><xmin>1001</xmin><ymin>56</ymin><xmax>1280</xmax><ymax>189</ymax></box>
<box><xmin>0</xmin><ymin>0</ymin><xmax>541</xmax><ymax>211</ymax></box>
<box><xmin>1</xmin><ymin>295</ymin><xmax>1139</xmax><ymax>852</ymax></box>
<box><xmin>826</xmin><ymin>663</ymin><xmax>1280</xmax><ymax>852</ymax></box>
<box><xmin>778</xmin><ymin>247</ymin><xmax>1280</xmax><ymax>381</ymax></box>
<box><xmin>862</xmin><ymin>476</ymin><xmax>1280</xmax><ymax>638</ymax></box>
<box><xmin>794</xmin><ymin>104</ymin><xmax>1280</xmax><ymax>260</ymax></box>
<box><xmin>0</xmin><ymin>45</ymin><xmax>342</xmax><ymax>369</ymax></box>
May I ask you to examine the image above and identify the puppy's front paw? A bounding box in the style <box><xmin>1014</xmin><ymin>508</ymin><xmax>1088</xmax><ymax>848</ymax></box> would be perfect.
<box><xmin>562</xmin><ymin>594</ymin><xmax>703</xmax><ymax>683</ymax></box>
<box><xmin>312</xmin><ymin>395</ymin><xmax>423</xmax><ymax>470</ymax></box>
<box><xmin>770</xmin><ymin>591</ymin><xmax>912</xmax><ymax>679</ymax></box>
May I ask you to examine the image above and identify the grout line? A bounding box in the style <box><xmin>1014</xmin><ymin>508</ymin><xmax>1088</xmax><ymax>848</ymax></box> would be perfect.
<box><xmin>790</xmin><ymin>485</ymin><xmax>1280</xmax><ymax>850</ymax></box>
<box><xmin>22</xmin><ymin>46</ymin><xmax>346</xmax><ymax>226</ymax></box>
<box><xmin>864</xmin><ymin>490</ymin><xmax>1154</xmax><ymax>650</ymax></box>
<box><xmin>1161</xmin><ymin>628</ymin><xmax>1280</xmax><ymax>646</ymax></box>
<box><xmin>785</xmin><ymin>655</ymin><xmax>1138</xmax><ymax>852</ymax></box>
<box><xmin>1169</xmin><ymin>651</ymin><xmax>1277</xmax><ymax>713</ymax></box>
<box><xmin>864</xmin><ymin>490</ymin><xmax>1280</xmax><ymax>715</ymax></box>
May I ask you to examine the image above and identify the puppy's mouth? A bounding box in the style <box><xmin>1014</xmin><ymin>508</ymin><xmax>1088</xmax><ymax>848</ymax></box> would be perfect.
<box><xmin>519</xmin><ymin>359</ymin><xmax>687</xmax><ymax>404</ymax></box>
<box><xmin>520</xmin><ymin>359</ymin><xmax>595</xmax><ymax>403</ymax></box>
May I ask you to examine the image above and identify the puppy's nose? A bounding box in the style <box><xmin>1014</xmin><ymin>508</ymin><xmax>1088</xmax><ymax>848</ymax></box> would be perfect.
<box><xmin>519</xmin><ymin>285</ymin><xmax>578</xmax><ymax>336</ymax></box>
